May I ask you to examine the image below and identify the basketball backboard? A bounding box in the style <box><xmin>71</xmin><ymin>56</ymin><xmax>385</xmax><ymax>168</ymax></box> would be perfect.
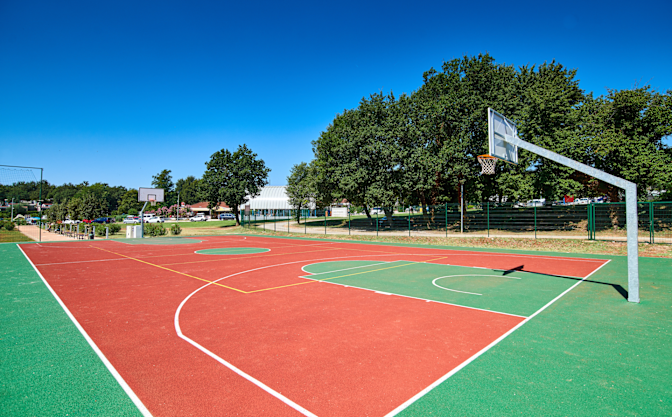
<box><xmin>138</xmin><ymin>187</ymin><xmax>165</xmax><ymax>203</ymax></box>
<box><xmin>488</xmin><ymin>108</ymin><xmax>518</xmax><ymax>164</ymax></box>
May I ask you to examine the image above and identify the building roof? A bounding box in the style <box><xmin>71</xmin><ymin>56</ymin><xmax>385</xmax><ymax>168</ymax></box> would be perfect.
<box><xmin>190</xmin><ymin>202</ymin><xmax>231</xmax><ymax>212</ymax></box>
<box><xmin>239</xmin><ymin>186</ymin><xmax>314</xmax><ymax>210</ymax></box>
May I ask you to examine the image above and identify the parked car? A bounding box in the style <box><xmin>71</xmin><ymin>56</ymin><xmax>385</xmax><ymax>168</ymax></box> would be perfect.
<box><xmin>123</xmin><ymin>216</ymin><xmax>139</xmax><ymax>224</ymax></box>
<box><xmin>146</xmin><ymin>216</ymin><xmax>164</xmax><ymax>223</ymax></box>
<box><xmin>218</xmin><ymin>213</ymin><xmax>235</xmax><ymax>220</ymax></box>
<box><xmin>190</xmin><ymin>214</ymin><xmax>207</xmax><ymax>222</ymax></box>
<box><xmin>92</xmin><ymin>217</ymin><xmax>113</xmax><ymax>223</ymax></box>
<box><xmin>63</xmin><ymin>219</ymin><xmax>81</xmax><ymax>224</ymax></box>
<box><xmin>575</xmin><ymin>198</ymin><xmax>591</xmax><ymax>205</ymax></box>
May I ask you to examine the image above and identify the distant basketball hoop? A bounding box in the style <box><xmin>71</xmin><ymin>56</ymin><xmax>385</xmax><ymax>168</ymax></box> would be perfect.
<box><xmin>477</xmin><ymin>155</ymin><xmax>497</xmax><ymax>175</ymax></box>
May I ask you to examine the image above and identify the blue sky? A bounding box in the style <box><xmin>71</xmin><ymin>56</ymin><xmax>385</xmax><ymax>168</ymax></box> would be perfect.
<box><xmin>1</xmin><ymin>0</ymin><xmax>670</xmax><ymax>188</ymax></box>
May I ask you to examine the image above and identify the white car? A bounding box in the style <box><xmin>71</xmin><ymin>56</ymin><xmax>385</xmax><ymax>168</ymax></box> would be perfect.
<box><xmin>190</xmin><ymin>214</ymin><xmax>207</xmax><ymax>222</ymax></box>
<box><xmin>123</xmin><ymin>216</ymin><xmax>139</xmax><ymax>224</ymax></box>
<box><xmin>146</xmin><ymin>216</ymin><xmax>164</xmax><ymax>223</ymax></box>
<box><xmin>63</xmin><ymin>219</ymin><xmax>81</xmax><ymax>224</ymax></box>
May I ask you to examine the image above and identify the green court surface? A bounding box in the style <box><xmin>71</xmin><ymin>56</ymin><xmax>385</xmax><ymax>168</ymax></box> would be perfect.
<box><xmin>2</xmin><ymin>237</ymin><xmax>671</xmax><ymax>416</ymax></box>
<box><xmin>0</xmin><ymin>243</ymin><xmax>141</xmax><ymax>416</ymax></box>
<box><xmin>195</xmin><ymin>247</ymin><xmax>270</xmax><ymax>255</ymax></box>
<box><xmin>303</xmin><ymin>260</ymin><xmax>585</xmax><ymax>317</ymax></box>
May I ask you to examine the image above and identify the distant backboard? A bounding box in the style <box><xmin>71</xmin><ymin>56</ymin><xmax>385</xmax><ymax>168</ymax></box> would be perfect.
<box><xmin>488</xmin><ymin>108</ymin><xmax>518</xmax><ymax>164</ymax></box>
<box><xmin>138</xmin><ymin>187</ymin><xmax>165</xmax><ymax>202</ymax></box>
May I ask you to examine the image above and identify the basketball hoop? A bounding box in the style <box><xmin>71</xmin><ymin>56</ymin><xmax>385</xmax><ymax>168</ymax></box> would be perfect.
<box><xmin>149</xmin><ymin>198</ymin><xmax>156</xmax><ymax>206</ymax></box>
<box><xmin>477</xmin><ymin>155</ymin><xmax>497</xmax><ymax>175</ymax></box>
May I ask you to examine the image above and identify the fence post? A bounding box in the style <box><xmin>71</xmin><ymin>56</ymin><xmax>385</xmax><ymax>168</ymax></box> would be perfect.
<box><xmin>587</xmin><ymin>204</ymin><xmax>592</xmax><ymax>240</ymax></box>
<box><xmin>487</xmin><ymin>202</ymin><xmax>490</xmax><ymax>237</ymax></box>
<box><xmin>106</xmin><ymin>226</ymin><xmax>109</xmax><ymax>239</ymax></box>
<box><xmin>534</xmin><ymin>205</ymin><xmax>537</xmax><ymax>239</ymax></box>
<box><xmin>376</xmin><ymin>211</ymin><xmax>379</xmax><ymax>236</ymax></box>
<box><xmin>287</xmin><ymin>212</ymin><xmax>290</xmax><ymax>233</ymax></box>
<box><xmin>324</xmin><ymin>211</ymin><xmax>326</xmax><ymax>235</ymax></box>
<box><xmin>649</xmin><ymin>201</ymin><xmax>654</xmax><ymax>244</ymax></box>
<box><xmin>445</xmin><ymin>203</ymin><xmax>448</xmax><ymax>238</ymax></box>
<box><xmin>348</xmin><ymin>208</ymin><xmax>351</xmax><ymax>235</ymax></box>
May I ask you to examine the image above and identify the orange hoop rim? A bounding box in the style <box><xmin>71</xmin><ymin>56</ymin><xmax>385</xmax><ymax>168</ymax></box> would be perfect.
<box><xmin>477</xmin><ymin>154</ymin><xmax>498</xmax><ymax>160</ymax></box>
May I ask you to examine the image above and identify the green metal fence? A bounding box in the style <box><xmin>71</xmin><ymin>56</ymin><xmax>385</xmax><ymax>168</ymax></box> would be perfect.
<box><xmin>242</xmin><ymin>202</ymin><xmax>672</xmax><ymax>244</ymax></box>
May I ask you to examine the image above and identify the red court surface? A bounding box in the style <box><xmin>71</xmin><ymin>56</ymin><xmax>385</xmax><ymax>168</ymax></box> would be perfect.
<box><xmin>20</xmin><ymin>236</ymin><xmax>608</xmax><ymax>416</ymax></box>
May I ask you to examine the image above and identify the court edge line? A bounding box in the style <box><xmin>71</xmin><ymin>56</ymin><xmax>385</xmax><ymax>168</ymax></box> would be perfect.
<box><xmin>384</xmin><ymin>259</ymin><xmax>612</xmax><ymax>417</ymax></box>
<box><xmin>16</xmin><ymin>244</ymin><xmax>153</xmax><ymax>417</ymax></box>
<box><xmin>175</xmin><ymin>253</ymin><xmax>606</xmax><ymax>413</ymax></box>
<box><xmin>174</xmin><ymin>287</ymin><xmax>318</xmax><ymax>417</ymax></box>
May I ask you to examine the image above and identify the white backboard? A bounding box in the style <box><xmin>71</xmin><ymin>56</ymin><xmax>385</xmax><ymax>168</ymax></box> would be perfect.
<box><xmin>138</xmin><ymin>187</ymin><xmax>165</xmax><ymax>202</ymax></box>
<box><xmin>488</xmin><ymin>108</ymin><xmax>518</xmax><ymax>164</ymax></box>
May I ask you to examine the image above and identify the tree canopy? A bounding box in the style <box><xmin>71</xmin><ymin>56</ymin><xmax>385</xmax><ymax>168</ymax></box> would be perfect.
<box><xmin>200</xmin><ymin>144</ymin><xmax>270</xmax><ymax>225</ymax></box>
<box><xmin>312</xmin><ymin>53</ymin><xmax>672</xmax><ymax>207</ymax></box>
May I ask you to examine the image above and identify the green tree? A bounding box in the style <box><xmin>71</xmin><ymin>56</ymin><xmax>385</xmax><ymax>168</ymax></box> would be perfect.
<box><xmin>175</xmin><ymin>176</ymin><xmax>201</xmax><ymax>205</ymax></box>
<box><xmin>47</xmin><ymin>202</ymin><xmax>67</xmax><ymax>222</ymax></box>
<box><xmin>67</xmin><ymin>198</ymin><xmax>83</xmax><ymax>220</ymax></box>
<box><xmin>573</xmin><ymin>87</ymin><xmax>672</xmax><ymax>200</ymax></box>
<box><xmin>80</xmin><ymin>193</ymin><xmax>106</xmax><ymax>220</ymax></box>
<box><xmin>151</xmin><ymin>169</ymin><xmax>175</xmax><ymax>205</ymax></box>
<box><xmin>117</xmin><ymin>190</ymin><xmax>142</xmax><ymax>215</ymax></box>
<box><xmin>286</xmin><ymin>162</ymin><xmax>316</xmax><ymax>223</ymax></box>
<box><xmin>200</xmin><ymin>145</ymin><xmax>270</xmax><ymax>225</ymax></box>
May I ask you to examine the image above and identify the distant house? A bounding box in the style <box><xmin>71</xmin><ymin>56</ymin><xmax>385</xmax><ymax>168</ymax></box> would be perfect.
<box><xmin>189</xmin><ymin>202</ymin><xmax>231</xmax><ymax>218</ymax></box>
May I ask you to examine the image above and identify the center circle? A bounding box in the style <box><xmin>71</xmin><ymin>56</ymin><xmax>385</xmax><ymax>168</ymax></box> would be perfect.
<box><xmin>195</xmin><ymin>247</ymin><xmax>270</xmax><ymax>255</ymax></box>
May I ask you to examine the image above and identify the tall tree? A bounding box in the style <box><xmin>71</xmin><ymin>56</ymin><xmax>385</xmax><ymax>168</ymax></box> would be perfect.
<box><xmin>175</xmin><ymin>176</ymin><xmax>201</xmax><ymax>205</ymax></box>
<box><xmin>117</xmin><ymin>189</ymin><xmax>143</xmax><ymax>215</ymax></box>
<box><xmin>286</xmin><ymin>162</ymin><xmax>316</xmax><ymax>224</ymax></box>
<box><xmin>200</xmin><ymin>145</ymin><xmax>270</xmax><ymax>225</ymax></box>
<box><xmin>151</xmin><ymin>169</ymin><xmax>175</xmax><ymax>205</ymax></box>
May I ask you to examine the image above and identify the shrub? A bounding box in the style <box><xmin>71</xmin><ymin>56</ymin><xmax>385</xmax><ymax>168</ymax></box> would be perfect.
<box><xmin>144</xmin><ymin>223</ymin><xmax>167</xmax><ymax>237</ymax></box>
<box><xmin>170</xmin><ymin>223</ymin><xmax>182</xmax><ymax>235</ymax></box>
<box><xmin>0</xmin><ymin>221</ymin><xmax>14</xmax><ymax>231</ymax></box>
<box><xmin>109</xmin><ymin>224</ymin><xmax>121</xmax><ymax>234</ymax></box>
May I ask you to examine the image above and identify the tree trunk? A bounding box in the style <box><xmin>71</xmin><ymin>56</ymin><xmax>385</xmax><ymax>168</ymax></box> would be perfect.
<box><xmin>233</xmin><ymin>207</ymin><xmax>240</xmax><ymax>226</ymax></box>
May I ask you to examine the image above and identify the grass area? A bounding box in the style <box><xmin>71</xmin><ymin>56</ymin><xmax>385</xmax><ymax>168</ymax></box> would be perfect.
<box><xmin>0</xmin><ymin>229</ymin><xmax>34</xmax><ymax>243</ymax></box>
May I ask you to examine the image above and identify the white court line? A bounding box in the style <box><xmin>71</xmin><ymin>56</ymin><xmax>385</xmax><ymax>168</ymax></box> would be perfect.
<box><xmin>174</xmin><ymin>251</ymin><xmax>609</xmax><ymax>416</ymax></box>
<box><xmin>300</xmin><ymin>260</ymin><xmax>390</xmax><ymax>276</ymax></box>
<box><xmin>300</xmin><ymin>270</ymin><xmax>525</xmax><ymax>318</ymax></box>
<box><xmin>384</xmin><ymin>259</ymin><xmax>612</xmax><ymax>416</ymax></box>
<box><xmin>248</xmin><ymin>236</ymin><xmax>609</xmax><ymax>263</ymax></box>
<box><xmin>17</xmin><ymin>244</ymin><xmax>153</xmax><ymax>417</ymax></box>
<box><xmin>193</xmin><ymin>247</ymin><xmax>271</xmax><ymax>255</ymax></box>
<box><xmin>431</xmin><ymin>274</ymin><xmax>520</xmax><ymax>296</ymax></box>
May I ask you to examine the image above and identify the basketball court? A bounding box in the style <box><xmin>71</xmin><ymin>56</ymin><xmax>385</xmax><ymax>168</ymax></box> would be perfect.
<box><xmin>17</xmin><ymin>234</ymin><xmax>611</xmax><ymax>416</ymax></box>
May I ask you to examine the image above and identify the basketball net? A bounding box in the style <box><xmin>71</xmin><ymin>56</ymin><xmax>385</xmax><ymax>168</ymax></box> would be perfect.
<box><xmin>150</xmin><ymin>198</ymin><xmax>156</xmax><ymax>206</ymax></box>
<box><xmin>477</xmin><ymin>155</ymin><xmax>497</xmax><ymax>175</ymax></box>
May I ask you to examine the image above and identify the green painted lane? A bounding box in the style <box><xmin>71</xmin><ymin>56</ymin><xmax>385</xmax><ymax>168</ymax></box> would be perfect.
<box><xmin>0</xmin><ymin>243</ymin><xmax>142</xmax><ymax>416</ymax></box>
<box><xmin>398</xmin><ymin>256</ymin><xmax>672</xmax><ymax>416</ymax></box>
<box><xmin>302</xmin><ymin>261</ymin><xmax>580</xmax><ymax>317</ymax></box>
